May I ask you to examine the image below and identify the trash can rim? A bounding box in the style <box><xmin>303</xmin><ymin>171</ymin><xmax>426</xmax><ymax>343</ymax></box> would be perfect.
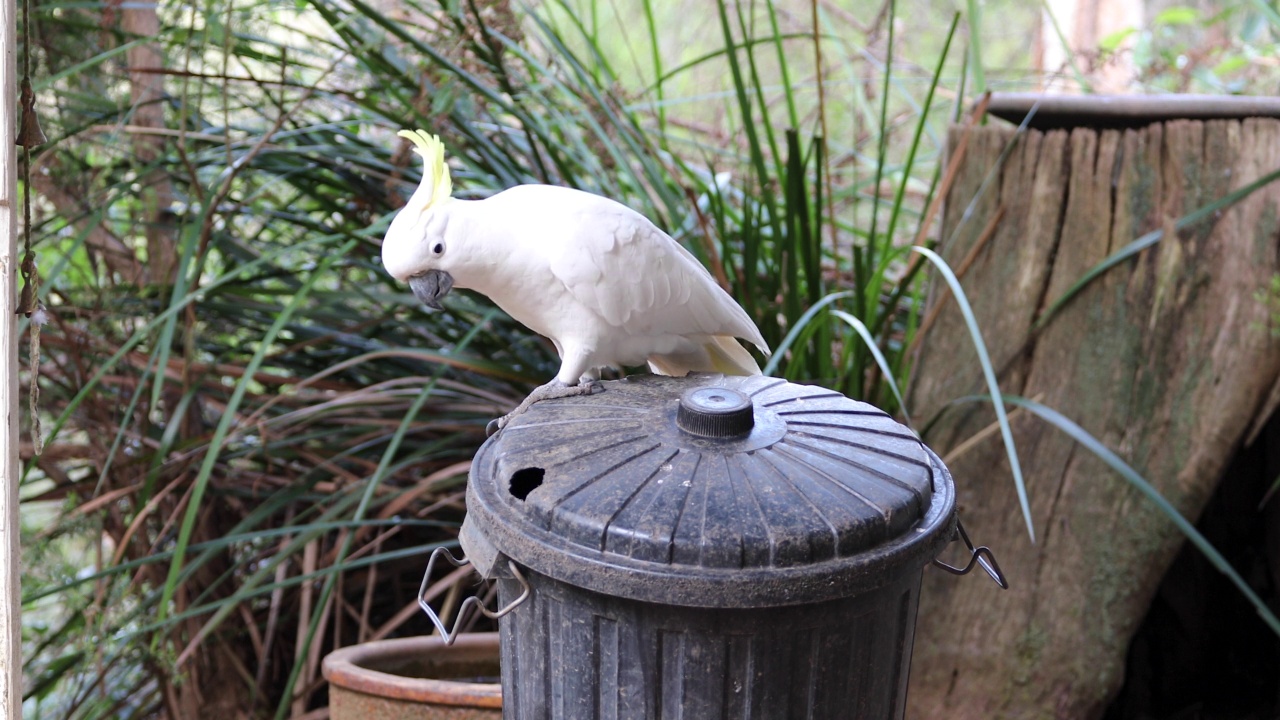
<box><xmin>464</xmin><ymin>443</ymin><xmax>957</xmax><ymax>608</ymax></box>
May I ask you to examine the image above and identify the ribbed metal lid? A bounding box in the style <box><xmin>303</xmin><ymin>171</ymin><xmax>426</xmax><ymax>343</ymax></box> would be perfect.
<box><xmin>462</xmin><ymin>373</ymin><xmax>955</xmax><ymax>607</ymax></box>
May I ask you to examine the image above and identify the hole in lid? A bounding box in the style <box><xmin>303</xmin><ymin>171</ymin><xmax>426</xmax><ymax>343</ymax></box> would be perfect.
<box><xmin>508</xmin><ymin>467</ymin><xmax>545</xmax><ymax>501</ymax></box>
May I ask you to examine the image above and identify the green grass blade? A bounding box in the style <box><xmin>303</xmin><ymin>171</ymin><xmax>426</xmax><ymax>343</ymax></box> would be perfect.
<box><xmin>913</xmin><ymin>246</ymin><xmax>1034</xmax><ymax>542</ymax></box>
<box><xmin>762</xmin><ymin>290</ymin><xmax>854</xmax><ymax>376</ymax></box>
<box><xmin>714</xmin><ymin>0</ymin><xmax>781</xmax><ymax>243</ymax></box>
<box><xmin>147</xmin><ymin>222</ymin><xmax>201</xmax><ymax>415</ymax></box>
<box><xmin>1251</xmin><ymin>0</ymin><xmax>1280</xmax><ymax>26</ymax></box>
<box><xmin>995</xmin><ymin>395</ymin><xmax>1280</xmax><ymax>638</ymax></box>
<box><xmin>733</xmin><ymin>0</ymin><xmax>784</xmax><ymax>183</ymax></box>
<box><xmin>965</xmin><ymin>0</ymin><xmax>986</xmax><ymax>95</ymax></box>
<box><xmin>640</xmin><ymin>32</ymin><xmax>816</xmax><ymax>94</ymax></box>
<box><xmin>764</xmin><ymin>0</ymin><xmax>799</xmax><ymax>130</ymax></box>
<box><xmin>882</xmin><ymin>13</ymin><xmax>958</xmax><ymax>253</ymax></box>
<box><xmin>783</xmin><ymin>130</ymin><xmax>811</xmax><ymax>339</ymax></box>
<box><xmin>863</xmin><ymin>0</ymin><xmax>895</xmax><ymax>311</ymax></box>
<box><xmin>92</xmin><ymin>352</ymin><xmax>159</xmax><ymax>498</ymax></box>
<box><xmin>1034</xmin><ymin>166</ymin><xmax>1280</xmax><ymax>330</ymax></box>
<box><xmin>1260</xmin><ymin>472</ymin><xmax>1280</xmax><ymax>511</ymax></box>
<box><xmin>641</xmin><ymin>0</ymin><xmax>667</xmax><ymax>140</ymax></box>
<box><xmin>830</xmin><ymin>310</ymin><xmax>910</xmax><ymax>425</ymax></box>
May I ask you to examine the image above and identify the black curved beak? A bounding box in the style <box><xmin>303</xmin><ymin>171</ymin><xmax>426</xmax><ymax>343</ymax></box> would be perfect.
<box><xmin>408</xmin><ymin>269</ymin><xmax>454</xmax><ymax>310</ymax></box>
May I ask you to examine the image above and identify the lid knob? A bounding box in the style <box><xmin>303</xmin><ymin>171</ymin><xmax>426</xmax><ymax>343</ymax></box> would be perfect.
<box><xmin>676</xmin><ymin>387</ymin><xmax>755</xmax><ymax>438</ymax></box>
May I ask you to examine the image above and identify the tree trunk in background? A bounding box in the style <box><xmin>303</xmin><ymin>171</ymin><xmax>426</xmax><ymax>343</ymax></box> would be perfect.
<box><xmin>1040</xmin><ymin>0</ymin><xmax>1140</xmax><ymax>92</ymax></box>
<box><xmin>905</xmin><ymin>119</ymin><xmax>1280</xmax><ymax>718</ymax></box>
<box><xmin>120</xmin><ymin>3</ymin><xmax>178</xmax><ymax>285</ymax></box>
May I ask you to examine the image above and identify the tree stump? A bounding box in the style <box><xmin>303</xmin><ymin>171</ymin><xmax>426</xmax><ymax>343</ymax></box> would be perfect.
<box><xmin>906</xmin><ymin>118</ymin><xmax>1280</xmax><ymax>718</ymax></box>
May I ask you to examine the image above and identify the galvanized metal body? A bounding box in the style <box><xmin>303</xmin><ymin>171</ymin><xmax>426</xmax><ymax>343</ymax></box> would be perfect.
<box><xmin>462</xmin><ymin>374</ymin><xmax>957</xmax><ymax>719</ymax></box>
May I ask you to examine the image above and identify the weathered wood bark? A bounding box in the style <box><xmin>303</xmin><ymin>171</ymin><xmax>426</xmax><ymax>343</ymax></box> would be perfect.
<box><xmin>906</xmin><ymin>119</ymin><xmax>1280</xmax><ymax>718</ymax></box>
<box><xmin>120</xmin><ymin>2</ymin><xmax>178</xmax><ymax>285</ymax></box>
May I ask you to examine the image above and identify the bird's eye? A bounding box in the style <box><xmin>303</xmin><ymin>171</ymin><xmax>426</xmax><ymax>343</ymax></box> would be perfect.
<box><xmin>432</xmin><ymin>242</ymin><xmax>445</xmax><ymax>255</ymax></box>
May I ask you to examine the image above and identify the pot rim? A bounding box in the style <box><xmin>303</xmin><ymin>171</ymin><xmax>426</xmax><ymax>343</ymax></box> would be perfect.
<box><xmin>322</xmin><ymin>633</ymin><xmax>502</xmax><ymax>708</ymax></box>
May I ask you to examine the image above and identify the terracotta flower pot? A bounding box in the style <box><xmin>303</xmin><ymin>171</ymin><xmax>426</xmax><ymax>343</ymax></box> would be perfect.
<box><xmin>323</xmin><ymin>633</ymin><xmax>502</xmax><ymax>720</ymax></box>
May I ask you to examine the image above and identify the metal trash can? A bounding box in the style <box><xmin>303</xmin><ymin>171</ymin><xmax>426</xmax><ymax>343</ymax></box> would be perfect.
<box><xmin>422</xmin><ymin>373</ymin><xmax>999</xmax><ymax>719</ymax></box>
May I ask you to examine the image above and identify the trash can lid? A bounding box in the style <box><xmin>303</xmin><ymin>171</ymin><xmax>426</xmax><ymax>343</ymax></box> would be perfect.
<box><xmin>463</xmin><ymin>374</ymin><xmax>955</xmax><ymax>608</ymax></box>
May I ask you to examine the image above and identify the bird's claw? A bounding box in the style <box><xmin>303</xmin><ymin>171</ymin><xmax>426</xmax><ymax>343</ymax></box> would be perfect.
<box><xmin>485</xmin><ymin>379</ymin><xmax>604</xmax><ymax>437</ymax></box>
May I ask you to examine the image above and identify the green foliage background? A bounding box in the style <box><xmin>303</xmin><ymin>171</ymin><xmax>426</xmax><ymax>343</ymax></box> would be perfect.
<box><xmin>16</xmin><ymin>0</ymin><xmax>1280</xmax><ymax>717</ymax></box>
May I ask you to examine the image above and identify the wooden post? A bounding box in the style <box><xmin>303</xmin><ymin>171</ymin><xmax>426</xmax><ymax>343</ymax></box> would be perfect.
<box><xmin>0</xmin><ymin>0</ymin><xmax>21</xmax><ymax>713</ymax></box>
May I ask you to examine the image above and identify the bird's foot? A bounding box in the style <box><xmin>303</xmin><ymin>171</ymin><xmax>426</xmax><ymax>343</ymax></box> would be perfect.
<box><xmin>486</xmin><ymin>379</ymin><xmax>604</xmax><ymax>436</ymax></box>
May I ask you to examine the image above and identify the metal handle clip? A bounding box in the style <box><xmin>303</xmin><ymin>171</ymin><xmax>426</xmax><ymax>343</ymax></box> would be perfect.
<box><xmin>932</xmin><ymin>517</ymin><xmax>1008</xmax><ymax>589</ymax></box>
<box><xmin>418</xmin><ymin>546</ymin><xmax>531</xmax><ymax>645</ymax></box>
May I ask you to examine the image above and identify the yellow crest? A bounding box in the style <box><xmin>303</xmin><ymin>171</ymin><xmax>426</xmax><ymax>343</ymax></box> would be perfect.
<box><xmin>397</xmin><ymin>129</ymin><xmax>453</xmax><ymax>211</ymax></box>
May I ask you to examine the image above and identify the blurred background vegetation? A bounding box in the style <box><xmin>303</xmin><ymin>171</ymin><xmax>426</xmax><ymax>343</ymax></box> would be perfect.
<box><xmin>15</xmin><ymin>0</ymin><xmax>1280</xmax><ymax>717</ymax></box>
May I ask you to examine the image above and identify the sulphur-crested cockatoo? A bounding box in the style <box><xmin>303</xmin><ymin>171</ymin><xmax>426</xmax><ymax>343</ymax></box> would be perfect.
<box><xmin>381</xmin><ymin>130</ymin><xmax>770</xmax><ymax>431</ymax></box>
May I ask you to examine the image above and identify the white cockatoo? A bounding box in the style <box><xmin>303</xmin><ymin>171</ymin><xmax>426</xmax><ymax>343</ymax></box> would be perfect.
<box><xmin>381</xmin><ymin>130</ymin><xmax>771</xmax><ymax>431</ymax></box>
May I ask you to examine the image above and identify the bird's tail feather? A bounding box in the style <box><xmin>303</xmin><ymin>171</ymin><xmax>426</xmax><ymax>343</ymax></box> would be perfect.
<box><xmin>647</xmin><ymin>335</ymin><xmax>762</xmax><ymax>377</ymax></box>
<box><xmin>707</xmin><ymin>334</ymin><xmax>762</xmax><ymax>375</ymax></box>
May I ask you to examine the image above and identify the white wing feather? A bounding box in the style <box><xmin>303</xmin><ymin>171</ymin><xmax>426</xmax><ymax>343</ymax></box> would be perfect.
<box><xmin>546</xmin><ymin>200</ymin><xmax>768</xmax><ymax>355</ymax></box>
